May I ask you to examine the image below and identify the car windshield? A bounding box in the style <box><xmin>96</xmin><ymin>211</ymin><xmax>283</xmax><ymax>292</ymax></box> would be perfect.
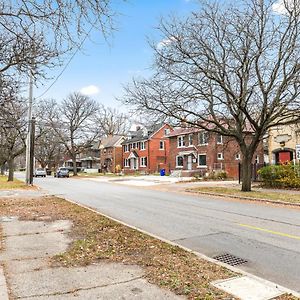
<box><xmin>37</xmin><ymin>168</ymin><xmax>44</xmax><ymax>171</ymax></box>
<box><xmin>59</xmin><ymin>168</ymin><xmax>68</xmax><ymax>171</ymax></box>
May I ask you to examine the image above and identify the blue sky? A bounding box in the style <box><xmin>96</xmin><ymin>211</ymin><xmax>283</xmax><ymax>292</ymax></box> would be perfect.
<box><xmin>34</xmin><ymin>0</ymin><xmax>199</xmax><ymax>108</ymax></box>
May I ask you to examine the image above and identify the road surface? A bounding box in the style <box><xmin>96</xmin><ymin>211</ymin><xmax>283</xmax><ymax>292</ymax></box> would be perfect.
<box><xmin>23</xmin><ymin>176</ymin><xmax>300</xmax><ymax>292</ymax></box>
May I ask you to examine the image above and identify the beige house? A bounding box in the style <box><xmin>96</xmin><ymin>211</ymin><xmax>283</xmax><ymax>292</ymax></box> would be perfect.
<box><xmin>267</xmin><ymin>123</ymin><xmax>300</xmax><ymax>164</ymax></box>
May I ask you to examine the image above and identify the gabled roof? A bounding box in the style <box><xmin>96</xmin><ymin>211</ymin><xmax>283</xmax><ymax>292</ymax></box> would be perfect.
<box><xmin>122</xmin><ymin>123</ymin><xmax>167</xmax><ymax>144</ymax></box>
<box><xmin>99</xmin><ymin>135</ymin><xmax>124</xmax><ymax>148</ymax></box>
<box><xmin>166</xmin><ymin>127</ymin><xmax>200</xmax><ymax>138</ymax></box>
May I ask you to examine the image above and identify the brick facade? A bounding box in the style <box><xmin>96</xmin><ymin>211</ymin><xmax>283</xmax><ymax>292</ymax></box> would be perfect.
<box><xmin>168</xmin><ymin>128</ymin><xmax>264</xmax><ymax>179</ymax></box>
<box><xmin>122</xmin><ymin>124</ymin><xmax>172</xmax><ymax>174</ymax></box>
<box><xmin>99</xmin><ymin>135</ymin><xmax>124</xmax><ymax>173</ymax></box>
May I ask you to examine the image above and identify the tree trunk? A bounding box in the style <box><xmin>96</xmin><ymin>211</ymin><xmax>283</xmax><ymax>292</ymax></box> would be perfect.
<box><xmin>72</xmin><ymin>156</ymin><xmax>78</xmax><ymax>176</ymax></box>
<box><xmin>241</xmin><ymin>155</ymin><xmax>252</xmax><ymax>192</ymax></box>
<box><xmin>7</xmin><ymin>158</ymin><xmax>14</xmax><ymax>182</ymax></box>
<box><xmin>1</xmin><ymin>164</ymin><xmax>5</xmax><ymax>175</ymax></box>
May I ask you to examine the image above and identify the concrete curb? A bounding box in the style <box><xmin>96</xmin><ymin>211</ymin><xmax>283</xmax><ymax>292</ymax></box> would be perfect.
<box><xmin>186</xmin><ymin>190</ymin><xmax>300</xmax><ymax>208</ymax></box>
<box><xmin>0</xmin><ymin>266</ymin><xmax>9</xmax><ymax>300</ymax></box>
<box><xmin>60</xmin><ymin>196</ymin><xmax>300</xmax><ymax>299</ymax></box>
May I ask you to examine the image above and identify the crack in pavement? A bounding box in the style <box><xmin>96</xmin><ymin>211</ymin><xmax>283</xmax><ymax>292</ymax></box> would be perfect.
<box><xmin>15</xmin><ymin>275</ymin><xmax>145</xmax><ymax>299</ymax></box>
<box><xmin>3</xmin><ymin>229</ymin><xmax>70</xmax><ymax>238</ymax></box>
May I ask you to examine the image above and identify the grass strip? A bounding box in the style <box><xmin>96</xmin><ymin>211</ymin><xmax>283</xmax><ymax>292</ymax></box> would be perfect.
<box><xmin>0</xmin><ymin>176</ymin><xmax>27</xmax><ymax>190</ymax></box>
<box><xmin>189</xmin><ymin>187</ymin><xmax>300</xmax><ymax>204</ymax></box>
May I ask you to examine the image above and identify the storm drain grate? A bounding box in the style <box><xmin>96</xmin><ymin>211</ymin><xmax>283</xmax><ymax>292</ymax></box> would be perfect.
<box><xmin>213</xmin><ymin>253</ymin><xmax>248</xmax><ymax>266</ymax></box>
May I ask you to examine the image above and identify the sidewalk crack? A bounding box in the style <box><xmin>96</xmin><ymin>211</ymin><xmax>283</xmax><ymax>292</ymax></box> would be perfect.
<box><xmin>16</xmin><ymin>276</ymin><xmax>144</xmax><ymax>299</ymax></box>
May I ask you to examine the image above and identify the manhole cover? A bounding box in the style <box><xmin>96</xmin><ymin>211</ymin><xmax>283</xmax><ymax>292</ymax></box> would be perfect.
<box><xmin>213</xmin><ymin>253</ymin><xmax>248</xmax><ymax>266</ymax></box>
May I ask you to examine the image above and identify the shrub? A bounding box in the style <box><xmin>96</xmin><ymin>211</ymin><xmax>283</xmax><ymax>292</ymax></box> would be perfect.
<box><xmin>206</xmin><ymin>170</ymin><xmax>228</xmax><ymax>180</ymax></box>
<box><xmin>258</xmin><ymin>164</ymin><xmax>300</xmax><ymax>189</ymax></box>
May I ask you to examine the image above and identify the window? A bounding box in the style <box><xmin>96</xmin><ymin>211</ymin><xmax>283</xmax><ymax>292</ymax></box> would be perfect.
<box><xmin>140</xmin><ymin>157</ymin><xmax>147</xmax><ymax>167</ymax></box>
<box><xmin>164</xmin><ymin>128</ymin><xmax>170</xmax><ymax>135</ymax></box>
<box><xmin>217</xmin><ymin>134</ymin><xmax>223</xmax><ymax>144</ymax></box>
<box><xmin>176</xmin><ymin>156</ymin><xmax>184</xmax><ymax>167</ymax></box>
<box><xmin>198</xmin><ymin>154</ymin><xmax>207</xmax><ymax>167</ymax></box>
<box><xmin>124</xmin><ymin>144</ymin><xmax>128</xmax><ymax>152</ymax></box>
<box><xmin>133</xmin><ymin>142</ymin><xmax>136</xmax><ymax>149</ymax></box>
<box><xmin>177</xmin><ymin>136</ymin><xmax>185</xmax><ymax>147</ymax></box>
<box><xmin>217</xmin><ymin>153</ymin><xmax>224</xmax><ymax>160</ymax></box>
<box><xmin>159</xmin><ymin>140</ymin><xmax>164</xmax><ymax>150</ymax></box>
<box><xmin>129</xmin><ymin>144</ymin><xmax>132</xmax><ymax>151</ymax></box>
<box><xmin>140</xmin><ymin>141</ymin><xmax>145</xmax><ymax>150</ymax></box>
<box><xmin>255</xmin><ymin>155</ymin><xmax>260</xmax><ymax>164</ymax></box>
<box><xmin>188</xmin><ymin>134</ymin><xmax>193</xmax><ymax>146</ymax></box>
<box><xmin>198</xmin><ymin>132</ymin><xmax>209</xmax><ymax>145</ymax></box>
<box><xmin>235</xmin><ymin>153</ymin><xmax>241</xmax><ymax>160</ymax></box>
<box><xmin>124</xmin><ymin>158</ymin><xmax>130</xmax><ymax>167</ymax></box>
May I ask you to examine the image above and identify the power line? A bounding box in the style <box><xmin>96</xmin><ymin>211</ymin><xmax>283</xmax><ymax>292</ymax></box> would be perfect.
<box><xmin>36</xmin><ymin>25</ymin><xmax>95</xmax><ymax>99</ymax></box>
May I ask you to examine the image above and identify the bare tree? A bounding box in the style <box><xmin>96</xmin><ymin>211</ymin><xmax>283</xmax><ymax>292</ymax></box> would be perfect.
<box><xmin>123</xmin><ymin>0</ymin><xmax>300</xmax><ymax>191</ymax></box>
<box><xmin>96</xmin><ymin>104</ymin><xmax>129</xmax><ymax>136</ymax></box>
<box><xmin>49</xmin><ymin>93</ymin><xmax>99</xmax><ymax>176</ymax></box>
<box><xmin>34</xmin><ymin>100</ymin><xmax>64</xmax><ymax>170</ymax></box>
<box><xmin>0</xmin><ymin>0</ymin><xmax>117</xmax><ymax>78</ymax></box>
<box><xmin>0</xmin><ymin>94</ymin><xmax>27</xmax><ymax>181</ymax></box>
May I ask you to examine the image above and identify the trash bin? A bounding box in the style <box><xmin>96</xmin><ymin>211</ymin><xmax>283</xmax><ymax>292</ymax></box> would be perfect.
<box><xmin>160</xmin><ymin>169</ymin><xmax>165</xmax><ymax>176</ymax></box>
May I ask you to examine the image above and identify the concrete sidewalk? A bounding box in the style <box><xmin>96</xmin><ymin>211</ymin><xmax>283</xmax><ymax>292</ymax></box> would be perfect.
<box><xmin>0</xmin><ymin>218</ymin><xmax>183</xmax><ymax>300</ymax></box>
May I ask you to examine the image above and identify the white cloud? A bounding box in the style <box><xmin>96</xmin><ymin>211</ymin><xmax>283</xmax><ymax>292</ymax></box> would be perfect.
<box><xmin>272</xmin><ymin>0</ymin><xmax>300</xmax><ymax>15</ymax></box>
<box><xmin>156</xmin><ymin>37</ymin><xmax>176</xmax><ymax>50</ymax></box>
<box><xmin>80</xmin><ymin>85</ymin><xmax>100</xmax><ymax>96</ymax></box>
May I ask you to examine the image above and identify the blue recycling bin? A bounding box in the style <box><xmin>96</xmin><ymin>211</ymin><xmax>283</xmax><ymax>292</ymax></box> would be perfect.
<box><xmin>160</xmin><ymin>169</ymin><xmax>165</xmax><ymax>176</ymax></box>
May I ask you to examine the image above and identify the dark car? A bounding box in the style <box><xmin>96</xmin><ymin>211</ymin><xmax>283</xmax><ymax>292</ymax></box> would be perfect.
<box><xmin>54</xmin><ymin>167</ymin><xmax>69</xmax><ymax>178</ymax></box>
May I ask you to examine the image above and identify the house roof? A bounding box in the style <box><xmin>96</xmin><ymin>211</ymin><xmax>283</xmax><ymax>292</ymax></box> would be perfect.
<box><xmin>166</xmin><ymin>127</ymin><xmax>200</xmax><ymax>138</ymax></box>
<box><xmin>166</xmin><ymin>122</ymin><xmax>255</xmax><ymax>138</ymax></box>
<box><xmin>122</xmin><ymin>123</ymin><xmax>166</xmax><ymax>144</ymax></box>
<box><xmin>100</xmin><ymin>135</ymin><xmax>124</xmax><ymax>148</ymax></box>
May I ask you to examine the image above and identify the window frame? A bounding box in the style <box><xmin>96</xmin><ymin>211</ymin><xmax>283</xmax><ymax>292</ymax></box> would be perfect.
<box><xmin>140</xmin><ymin>141</ymin><xmax>145</xmax><ymax>150</ymax></box>
<box><xmin>197</xmin><ymin>154</ymin><xmax>207</xmax><ymax>168</ymax></box>
<box><xmin>140</xmin><ymin>157</ymin><xmax>147</xmax><ymax>167</ymax></box>
<box><xmin>177</xmin><ymin>136</ymin><xmax>185</xmax><ymax>148</ymax></box>
<box><xmin>198</xmin><ymin>132</ymin><xmax>209</xmax><ymax>145</ymax></box>
<box><xmin>176</xmin><ymin>155</ymin><xmax>184</xmax><ymax>168</ymax></box>
<box><xmin>188</xmin><ymin>134</ymin><xmax>193</xmax><ymax>146</ymax></box>
<box><xmin>159</xmin><ymin>140</ymin><xmax>165</xmax><ymax>150</ymax></box>
<box><xmin>217</xmin><ymin>134</ymin><xmax>223</xmax><ymax>144</ymax></box>
<box><xmin>217</xmin><ymin>152</ymin><xmax>224</xmax><ymax>160</ymax></box>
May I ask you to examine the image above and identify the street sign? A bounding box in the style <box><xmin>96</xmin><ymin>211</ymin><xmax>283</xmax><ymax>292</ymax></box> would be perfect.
<box><xmin>296</xmin><ymin>144</ymin><xmax>300</xmax><ymax>160</ymax></box>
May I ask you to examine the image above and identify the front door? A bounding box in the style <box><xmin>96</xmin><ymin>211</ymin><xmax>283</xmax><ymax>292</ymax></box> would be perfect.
<box><xmin>278</xmin><ymin>151</ymin><xmax>292</xmax><ymax>164</ymax></box>
<box><xmin>187</xmin><ymin>155</ymin><xmax>192</xmax><ymax>170</ymax></box>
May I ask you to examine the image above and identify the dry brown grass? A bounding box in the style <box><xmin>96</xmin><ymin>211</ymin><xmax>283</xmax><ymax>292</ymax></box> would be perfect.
<box><xmin>189</xmin><ymin>187</ymin><xmax>300</xmax><ymax>204</ymax></box>
<box><xmin>0</xmin><ymin>175</ymin><xmax>29</xmax><ymax>190</ymax></box>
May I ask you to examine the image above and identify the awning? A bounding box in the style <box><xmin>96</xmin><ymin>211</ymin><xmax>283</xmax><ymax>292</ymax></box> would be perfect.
<box><xmin>178</xmin><ymin>151</ymin><xmax>197</xmax><ymax>157</ymax></box>
<box><xmin>128</xmin><ymin>151</ymin><xmax>139</xmax><ymax>158</ymax></box>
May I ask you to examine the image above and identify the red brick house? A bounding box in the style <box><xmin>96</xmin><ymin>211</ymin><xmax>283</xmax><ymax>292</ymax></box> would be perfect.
<box><xmin>167</xmin><ymin>127</ymin><xmax>264</xmax><ymax>179</ymax></box>
<box><xmin>122</xmin><ymin>124</ymin><xmax>172</xmax><ymax>174</ymax></box>
<box><xmin>99</xmin><ymin>135</ymin><xmax>125</xmax><ymax>173</ymax></box>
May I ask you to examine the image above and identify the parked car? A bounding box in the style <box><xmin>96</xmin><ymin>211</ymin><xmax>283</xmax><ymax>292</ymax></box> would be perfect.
<box><xmin>54</xmin><ymin>167</ymin><xmax>70</xmax><ymax>178</ymax></box>
<box><xmin>34</xmin><ymin>168</ymin><xmax>47</xmax><ymax>177</ymax></box>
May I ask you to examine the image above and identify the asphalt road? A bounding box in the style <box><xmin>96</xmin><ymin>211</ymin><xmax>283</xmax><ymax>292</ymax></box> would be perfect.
<box><xmin>26</xmin><ymin>176</ymin><xmax>300</xmax><ymax>292</ymax></box>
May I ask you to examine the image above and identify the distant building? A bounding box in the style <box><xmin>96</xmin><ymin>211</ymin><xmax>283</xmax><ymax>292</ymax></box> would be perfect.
<box><xmin>267</xmin><ymin>123</ymin><xmax>300</xmax><ymax>164</ymax></box>
<box><xmin>99</xmin><ymin>135</ymin><xmax>125</xmax><ymax>173</ymax></box>
<box><xmin>167</xmin><ymin>127</ymin><xmax>264</xmax><ymax>179</ymax></box>
<box><xmin>64</xmin><ymin>141</ymin><xmax>101</xmax><ymax>172</ymax></box>
<box><xmin>122</xmin><ymin>124</ymin><xmax>172</xmax><ymax>174</ymax></box>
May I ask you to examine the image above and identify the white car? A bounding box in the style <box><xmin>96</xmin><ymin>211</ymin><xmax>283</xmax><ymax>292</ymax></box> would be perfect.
<box><xmin>34</xmin><ymin>168</ymin><xmax>47</xmax><ymax>177</ymax></box>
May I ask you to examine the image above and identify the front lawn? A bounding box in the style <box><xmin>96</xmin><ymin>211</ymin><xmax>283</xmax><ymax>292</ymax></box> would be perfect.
<box><xmin>189</xmin><ymin>187</ymin><xmax>300</xmax><ymax>204</ymax></box>
<box><xmin>0</xmin><ymin>175</ymin><xmax>27</xmax><ymax>189</ymax></box>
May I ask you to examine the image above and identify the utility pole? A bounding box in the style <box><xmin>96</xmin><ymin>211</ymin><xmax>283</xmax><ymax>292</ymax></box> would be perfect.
<box><xmin>25</xmin><ymin>71</ymin><xmax>34</xmax><ymax>185</ymax></box>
